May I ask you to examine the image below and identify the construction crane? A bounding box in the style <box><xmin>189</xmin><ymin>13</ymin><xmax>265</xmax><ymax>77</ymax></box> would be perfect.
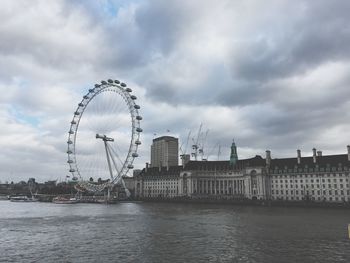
<box><xmin>204</xmin><ymin>141</ymin><xmax>219</xmax><ymax>161</ymax></box>
<box><xmin>217</xmin><ymin>144</ymin><xmax>221</xmax><ymax>160</ymax></box>
<box><xmin>191</xmin><ymin>123</ymin><xmax>202</xmax><ymax>161</ymax></box>
<box><xmin>180</xmin><ymin>131</ymin><xmax>191</xmax><ymax>162</ymax></box>
<box><xmin>198</xmin><ymin>129</ymin><xmax>209</xmax><ymax>161</ymax></box>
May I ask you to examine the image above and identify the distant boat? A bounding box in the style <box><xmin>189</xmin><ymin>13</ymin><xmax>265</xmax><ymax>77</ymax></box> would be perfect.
<box><xmin>10</xmin><ymin>195</ymin><xmax>38</xmax><ymax>202</ymax></box>
<box><xmin>52</xmin><ymin>196</ymin><xmax>79</xmax><ymax>204</ymax></box>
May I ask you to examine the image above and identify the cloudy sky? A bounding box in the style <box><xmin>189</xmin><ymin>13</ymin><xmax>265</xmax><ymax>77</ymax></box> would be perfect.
<box><xmin>1</xmin><ymin>0</ymin><xmax>350</xmax><ymax>182</ymax></box>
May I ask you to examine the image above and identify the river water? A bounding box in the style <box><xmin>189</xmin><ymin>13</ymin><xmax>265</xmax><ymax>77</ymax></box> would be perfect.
<box><xmin>0</xmin><ymin>201</ymin><xmax>349</xmax><ymax>263</ymax></box>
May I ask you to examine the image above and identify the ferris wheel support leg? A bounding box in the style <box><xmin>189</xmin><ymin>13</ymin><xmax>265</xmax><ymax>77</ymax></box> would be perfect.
<box><xmin>106</xmin><ymin>144</ymin><xmax>121</xmax><ymax>183</ymax></box>
<box><xmin>104</xmin><ymin>140</ymin><xmax>114</xmax><ymax>181</ymax></box>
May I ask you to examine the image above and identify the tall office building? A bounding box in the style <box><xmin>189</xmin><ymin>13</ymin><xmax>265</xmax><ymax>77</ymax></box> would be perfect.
<box><xmin>151</xmin><ymin>136</ymin><xmax>179</xmax><ymax>168</ymax></box>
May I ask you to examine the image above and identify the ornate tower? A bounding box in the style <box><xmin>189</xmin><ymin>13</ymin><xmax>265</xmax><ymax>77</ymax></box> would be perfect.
<box><xmin>230</xmin><ymin>139</ymin><xmax>238</xmax><ymax>166</ymax></box>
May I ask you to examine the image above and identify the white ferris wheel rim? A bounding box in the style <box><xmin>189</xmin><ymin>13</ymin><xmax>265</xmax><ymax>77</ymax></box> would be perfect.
<box><xmin>66</xmin><ymin>79</ymin><xmax>142</xmax><ymax>189</ymax></box>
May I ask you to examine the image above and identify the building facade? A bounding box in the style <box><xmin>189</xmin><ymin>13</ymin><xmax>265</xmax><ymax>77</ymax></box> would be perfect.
<box><xmin>135</xmin><ymin>142</ymin><xmax>350</xmax><ymax>203</ymax></box>
<box><xmin>150</xmin><ymin>136</ymin><xmax>179</xmax><ymax>168</ymax></box>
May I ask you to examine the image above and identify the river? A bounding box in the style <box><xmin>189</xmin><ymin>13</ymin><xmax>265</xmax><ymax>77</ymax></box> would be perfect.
<box><xmin>0</xmin><ymin>201</ymin><xmax>349</xmax><ymax>262</ymax></box>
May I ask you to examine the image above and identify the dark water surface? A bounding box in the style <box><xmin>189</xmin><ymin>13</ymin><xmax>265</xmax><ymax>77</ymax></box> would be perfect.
<box><xmin>0</xmin><ymin>201</ymin><xmax>349</xmax><ymax>263</ymax></box>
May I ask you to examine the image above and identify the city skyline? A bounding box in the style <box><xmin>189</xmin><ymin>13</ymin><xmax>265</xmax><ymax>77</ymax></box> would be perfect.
<box><xmin>1</xmin><ymin>0</ymin><xmax>350</xmax><ymax>182</ymax></box>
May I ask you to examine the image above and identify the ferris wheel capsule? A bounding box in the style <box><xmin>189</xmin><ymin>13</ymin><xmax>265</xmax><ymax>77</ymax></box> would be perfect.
<box><xmin>121</xmin><ymin>83</ymin><xmax>127</xmax><ymax>87</ymax></box>
<box><xmin>136</xmin><ymin>116</ymin><xmax>142</xmax><ymax>120</ymax></box>
<box><xmin>114</xmin><ymin>80</ymin><xmax>120</xmax><ymax>84</ymax></box>
<box><xmin>101</xmin><ymin>80</ymin><xmax>107</xmax><ymax>85</ymax></box>
<box><xmin>108</xmin><ymin>79</ymin><xmax>113</xmax><ymax>83</ymax></box>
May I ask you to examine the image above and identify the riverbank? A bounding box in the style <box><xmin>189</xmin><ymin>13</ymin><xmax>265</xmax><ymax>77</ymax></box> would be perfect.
<box><xmin>137</xmin><ymin>197</ymin><xmax>350</xmax><ymax>209</ymax></box>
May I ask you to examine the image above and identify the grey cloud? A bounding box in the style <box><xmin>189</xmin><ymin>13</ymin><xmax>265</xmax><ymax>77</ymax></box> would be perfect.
<box><xmin>230</xmin><ymin>1</ymin><xmax>350</xmax><ymax>82</ymax></box>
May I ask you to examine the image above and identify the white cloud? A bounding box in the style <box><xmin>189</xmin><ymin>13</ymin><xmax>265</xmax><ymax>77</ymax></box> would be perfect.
<box><xmin>1</xmin><ymin>0</ymin><xmax>350</xmax><ymax>182</ymax></box>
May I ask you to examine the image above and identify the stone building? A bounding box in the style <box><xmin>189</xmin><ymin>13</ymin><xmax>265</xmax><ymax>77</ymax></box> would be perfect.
<box><xmin>135</xmin><ymin>141</ymin><xmax>350</xmax><ymax>203</ymax></box>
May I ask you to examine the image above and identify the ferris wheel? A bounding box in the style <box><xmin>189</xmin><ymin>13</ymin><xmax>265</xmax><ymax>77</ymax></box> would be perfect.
<box><xmin>66</xmin><ymin>79</ymin><xmax>142</xmax><ymax>193</ymax></box>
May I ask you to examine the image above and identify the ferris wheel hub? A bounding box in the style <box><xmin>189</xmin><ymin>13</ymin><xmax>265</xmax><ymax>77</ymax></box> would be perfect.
<box><xmin>96</xmin><ymin>134</ymin><xmax>114</xmax><ymax>142</ymax></box>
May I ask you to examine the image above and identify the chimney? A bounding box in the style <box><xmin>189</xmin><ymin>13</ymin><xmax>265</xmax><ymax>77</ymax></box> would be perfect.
<box><xmin>145</xmin><ymin>162</ymin><xmax>149</xmax><ymax>173</ymax></box>
<box><xmin>297</xmin><ymin>149</ymin><xmax>301</xmax><ymax>164</ymax></box>
<box><xmin>312</xmin><ymin>148</ymin><xmax>316</xmax><ymax>163</ymax></box>
<box><xmin>347</xmin><ymin>145</ymin><xmax>350</xmax><ymax>161</ymax></box>
<box><xmin>266</xmin><ymin>150</ymin><xmax>271</xmax><ymax>166</ymax></box>
<box><xmin>317</xmin><ymin>151</ymin><xmax>322</xmax><ymax>157</ymax></box>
